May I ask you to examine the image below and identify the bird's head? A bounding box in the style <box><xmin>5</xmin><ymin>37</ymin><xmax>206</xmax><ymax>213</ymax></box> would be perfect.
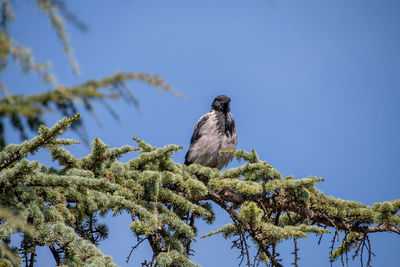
<box><xmin>211</xmin><ymin>95</ymin><xmax>232</xmax><ymax>113</ymax></box>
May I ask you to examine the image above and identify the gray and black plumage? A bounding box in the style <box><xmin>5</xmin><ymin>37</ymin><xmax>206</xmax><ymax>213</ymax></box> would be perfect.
<box><xmin>184</xmin><ymin>95</ymin><xmax>237</xmax><ymax>170</ymax></box>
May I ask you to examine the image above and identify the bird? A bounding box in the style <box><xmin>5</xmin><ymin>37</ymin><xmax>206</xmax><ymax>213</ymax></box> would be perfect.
<box><xmin>184</xmin><ymin>95</ymin><xmax>237</xmax><ymax>170</ymax></box>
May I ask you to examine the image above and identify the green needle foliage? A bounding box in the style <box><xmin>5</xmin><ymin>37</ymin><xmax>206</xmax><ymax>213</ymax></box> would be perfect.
<box><xmin>0</xmin><ymin>2</ymin><xmax>399</xmax><ymax>266</ymax></box>
<box><xmin>0</xmin><ymin>0</ymin><xmax>182</xmax><ymax>147</ymax></box>
<box><xmin>0</xmin><ymin>115</ymin><xmax>398</xmax><ymax>267</ymax></box>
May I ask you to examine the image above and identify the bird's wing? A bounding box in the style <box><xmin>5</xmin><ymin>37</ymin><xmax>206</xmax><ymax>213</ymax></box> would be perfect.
<box><xmin>189</xmin><ymin>113</ymin><xmax>210</xmax><ymax>146</ymax></box>
<box><xmin>184</xmin><ymin>113</ymin><xmax>210</xmax><ymax>165</ymax></box>
<box><xmin>228</xmin><ymin>113</ymin><xmax>238</xmax><ymax>147</ymax></box>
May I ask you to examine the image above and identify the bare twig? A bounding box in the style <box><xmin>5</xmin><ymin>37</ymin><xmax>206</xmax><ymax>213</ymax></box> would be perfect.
<box><xmin>126</xmin><ymin>237</ymin><xmax>148</xmax><ymax>263</ymax></box>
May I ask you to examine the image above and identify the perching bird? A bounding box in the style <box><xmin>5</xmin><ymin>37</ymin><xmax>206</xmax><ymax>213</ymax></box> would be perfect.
<box><xmin>184</xmin><ymin>95</ymin><xmax>237</xmax><ymax>170</ymax></box>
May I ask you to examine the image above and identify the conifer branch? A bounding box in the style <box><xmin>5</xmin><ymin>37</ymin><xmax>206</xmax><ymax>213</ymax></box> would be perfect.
<box><xmin>0</xmin><ymin>114</ymin><xmax>80</xmax><ymax>170</ymax></box>
<box><xmin>0</xmin><ymin>1</ymin><xmax>183</xmax><ymax>147</ymax></box>
<box><xmin>0</xmin><ymin>116</ymin><xmax>398</xmax><ymax>266</ymax></box>
<box><xmin>37</xmin><ymin>0</ymin><xmax>79</xmax><ymax>75</ymax></box>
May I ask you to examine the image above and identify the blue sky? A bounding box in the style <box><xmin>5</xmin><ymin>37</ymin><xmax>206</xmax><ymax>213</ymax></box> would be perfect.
<box><xmin>3</xmin><ymin>0</ymin><xmax>400</xmax><ymax>266</ymax></box>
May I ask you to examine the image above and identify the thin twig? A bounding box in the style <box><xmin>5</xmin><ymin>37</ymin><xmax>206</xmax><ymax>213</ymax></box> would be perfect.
<box><xmin>126</xmin><ymin>237</ymin><xmax>148</xmax><ymax>263</ymax></box>
<box><xmin>291</xmin><ymin>237</ymin><xmax>299</xmax><ymax>267</ymax></box>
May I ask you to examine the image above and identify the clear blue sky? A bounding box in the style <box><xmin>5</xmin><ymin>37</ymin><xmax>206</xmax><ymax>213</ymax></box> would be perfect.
<box><xmin>3</xmin><ymin>0</ymin><xmax>400</xmax><ymax>266</ymax></box>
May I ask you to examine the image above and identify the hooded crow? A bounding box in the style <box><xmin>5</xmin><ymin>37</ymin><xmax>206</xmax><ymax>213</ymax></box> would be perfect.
<box><xmin>184</xmin><ymin>95</ymin><xmax>237</xmax><ymax>170</ymax></box>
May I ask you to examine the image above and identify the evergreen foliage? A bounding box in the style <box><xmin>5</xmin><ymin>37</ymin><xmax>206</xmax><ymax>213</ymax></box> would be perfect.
<box><xmin>0</xmin><ymin>0</ymin><xmax>181</xmax><ymax>147</ymax></box>
<box><xmin>0</xmin><ymin>115</ymin><xmax>398</xmax><ymax>266</ymax></box>
<box><xmin>0</xmin><ymin>1</ymin><xmax>398</xmax><ymax>266</ymax></box>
